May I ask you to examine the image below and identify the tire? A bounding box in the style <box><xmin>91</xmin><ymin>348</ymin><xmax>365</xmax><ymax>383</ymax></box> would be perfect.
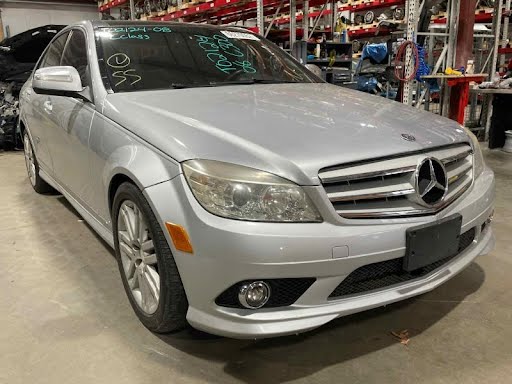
<box><xmin>112</xmin><ymin>182</ymin><xmax>188</xmax><ymax>333</ymax></box>
<box><xmin>393</xmin><ymin>7</ymin><xmax>405</xmax><ymax>21</ymax></box>
<box><xmin>22</xmin><ymin>131</ymin><xmax>54</xmax><ymax>194</ymax></box>
<box><xmin>354</xmin><ymin>14</ymin><xmax>364</xmax><ymax>25</ymax></box>
<box><xmin>364</xmin><ymin>10</ymin><xmax>375</xmax><ymax>24</ymax></box>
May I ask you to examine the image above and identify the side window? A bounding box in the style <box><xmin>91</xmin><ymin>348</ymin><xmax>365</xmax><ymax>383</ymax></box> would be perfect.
<box><xmin>39</xmin><ymin>32</ymin><xmax>69</xmax><ymax>68</ymax></box>
<box><xmin>61</xmin><ymin>30</ymin><xmax>89</xmax><ymax>87</ymax></box>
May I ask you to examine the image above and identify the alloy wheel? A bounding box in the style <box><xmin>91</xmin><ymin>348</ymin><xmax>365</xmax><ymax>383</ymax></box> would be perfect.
<box><xmin>117</xmin><ymin>200</ymin><xmax>160</xmax><ymax>315</ymax></box>
<box><xmin>23</xmin><ymin>134</ymin><xmax>36</xmax><ymax>186</ymax></box>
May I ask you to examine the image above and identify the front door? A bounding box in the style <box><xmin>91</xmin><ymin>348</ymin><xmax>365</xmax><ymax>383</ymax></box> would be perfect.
<box><xmin>45</xmin><ymin>28</ymin><xmax>96</xmax><ymax>205</ymax></box>
<box><xmin>25</xmin><ymin>31</ymin><xmax>70</xmax><ymax>173</ymax></box>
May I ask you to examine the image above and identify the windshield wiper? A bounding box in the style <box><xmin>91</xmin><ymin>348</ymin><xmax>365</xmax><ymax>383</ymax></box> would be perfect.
<box><xmin>170</xmin><ymin>79</ymin><xmax>301</xmax><ymax>89</ymax></box>
<box><xmin>169</xmin><ymin>83</ymin><xmax>214</xmax><ymax>89</ymax></box>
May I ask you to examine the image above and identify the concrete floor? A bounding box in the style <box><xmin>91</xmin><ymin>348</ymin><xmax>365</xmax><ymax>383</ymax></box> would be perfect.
<box><xmin>1</xmin><ymin>149</ymin><xmax>511</xmax><ymax>384</ymax></box>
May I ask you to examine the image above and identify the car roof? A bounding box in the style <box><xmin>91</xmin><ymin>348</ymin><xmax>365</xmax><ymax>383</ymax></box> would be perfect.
<box><xmin>88</xmin><ymin>20</ymin><xmax>249</xmax><ymax>32</ymax></box>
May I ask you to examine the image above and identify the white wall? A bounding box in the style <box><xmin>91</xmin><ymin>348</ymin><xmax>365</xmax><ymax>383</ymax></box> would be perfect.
<box><xmin>0</xmin><ymin>2</ymin><xmax>99</xmax><ymax>37</ymax></box>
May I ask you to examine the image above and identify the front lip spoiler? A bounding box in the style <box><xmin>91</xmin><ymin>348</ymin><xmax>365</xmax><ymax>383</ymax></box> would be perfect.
<box><xmin>185</xmin><ymin>227</ymin><xmax>494</xmax><ymax>339</ymax></box>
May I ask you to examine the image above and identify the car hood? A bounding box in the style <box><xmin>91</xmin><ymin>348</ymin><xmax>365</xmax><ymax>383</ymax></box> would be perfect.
<box><xmin>103</xmin><ymin>83</ymin><xmax>470</xmax><ymax>185</ymax></box>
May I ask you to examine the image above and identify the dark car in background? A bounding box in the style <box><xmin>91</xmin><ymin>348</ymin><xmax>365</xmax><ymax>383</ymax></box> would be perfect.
<box><xmin>0</xmin><ymin>24</ymin><xmax>65</xmax><ymax>150</ymax></box>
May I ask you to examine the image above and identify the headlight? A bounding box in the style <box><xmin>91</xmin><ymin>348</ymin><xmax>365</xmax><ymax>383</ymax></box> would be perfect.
<box><xmin>182</xmin><ymin>160</ymin><xmax>322</xmax><ymax>222</ymax></box>
<box><xmin>463</xmin><ymin>127</ymin><xmax>485</xmax><ymax>178</ymax></box>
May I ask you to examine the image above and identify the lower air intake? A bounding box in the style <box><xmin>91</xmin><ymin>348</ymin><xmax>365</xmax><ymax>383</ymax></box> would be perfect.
<box><xmin>329</xmin><ymin>228</ymin><xmax>476</xmax><ymax>299</ymax></box>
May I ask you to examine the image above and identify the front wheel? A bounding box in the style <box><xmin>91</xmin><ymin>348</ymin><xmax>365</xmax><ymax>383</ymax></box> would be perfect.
<box><xmin>112</xmin><ymin>182</ymin><xmax>188</xmax><ymax>333</ymax></box>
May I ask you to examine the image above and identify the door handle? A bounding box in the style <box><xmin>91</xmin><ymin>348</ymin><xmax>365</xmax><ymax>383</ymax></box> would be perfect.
<box><xmin>43</xmin><ymin>100</ymin><xmax>53</xmax><ymax>113</ymax></box>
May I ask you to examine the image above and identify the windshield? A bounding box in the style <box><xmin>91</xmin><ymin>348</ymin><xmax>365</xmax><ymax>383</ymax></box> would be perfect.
<box><xmin>95</xmin><ymin>25</ymin><xmax>320</xmax><ymax>93</ymax></box>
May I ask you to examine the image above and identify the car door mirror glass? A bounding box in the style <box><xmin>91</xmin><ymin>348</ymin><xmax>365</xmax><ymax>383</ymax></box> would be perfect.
<box><xmin>33</xmin><ymin>66</ymin><xmax>83</xmax><ymax>94</ymax></box>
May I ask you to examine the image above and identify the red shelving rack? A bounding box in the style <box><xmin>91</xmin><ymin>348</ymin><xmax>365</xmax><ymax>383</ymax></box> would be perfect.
<box><xmin>348</xmin><ymin>24</ymin><xmax>390</xmax><ymax>38</ymax></box>
<box><xmin>340</xmin><ymin>0</ymin><xmax>405</xmax><ymax>12</ymax></box>
<box><xmin>498</xmin><ymin>47</ymin><xmax>512</xmax><ymax>54</ymax></box>
<box><xmin>99</xmin><ymin>0</ymin><xmax>128</xmax><ymax>12</ymax></box>
<box><xmin>431</xmin><ymin>8</ymin><xmax>494</xmax><ymax>24</ymax></box>
<box><xmin>148</xmin><ymin>0</ymin><xmax>328</xmax><ymax>23</ymax></box>
<box><xmin>107</xmin><ymin>0</ymin><xmax>499</xmax><ymax>50</ymax></box>
<box><xmin>274</xmin><ymin>9</ymin><xmax>331</xmax><ymax>26</ymax></box>
<box><xmin>125</xmin><ymin>0</ymin><xmax>405</xmax><ymax>40</ymax></box>
<box><xmin>255</xmin><ymin>0</ymin><xmax>406</xmax><ymax>29</ymax></box>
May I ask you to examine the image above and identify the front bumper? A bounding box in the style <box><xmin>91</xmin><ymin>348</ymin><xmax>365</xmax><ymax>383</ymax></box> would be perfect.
<box><xmin>144</xmin><ymin>167</ymin><xmax>495</xmax><ymax>339</ymax></box>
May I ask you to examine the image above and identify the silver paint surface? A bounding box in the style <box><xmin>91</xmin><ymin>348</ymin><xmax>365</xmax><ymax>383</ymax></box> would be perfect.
<box><xmin>18</xmin><ymin>20</ymin><xmax>495</xmax><ymax>338</ymax></box>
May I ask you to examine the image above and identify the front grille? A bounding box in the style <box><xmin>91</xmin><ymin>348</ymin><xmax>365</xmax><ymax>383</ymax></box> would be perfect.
<box><xmin>319</xmin><ymin>144</ymin><xmax>473</xmax><ymax>219</ymax></box>
<box><xmin>215</xmin><ymin>278</ymin><xmax>316</xmax><ymax>309</ymax></box>
<box><xmin>329</xmin><ymin>228</ymin><xmax>476</xmax><ymax>299</ymax></box>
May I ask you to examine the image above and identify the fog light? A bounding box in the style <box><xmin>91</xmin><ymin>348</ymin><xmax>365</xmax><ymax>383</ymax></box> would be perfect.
<box><xmin>238</xmin><ymin>281</ymin><xmax>271</xmax><ymax>309</ymax></box>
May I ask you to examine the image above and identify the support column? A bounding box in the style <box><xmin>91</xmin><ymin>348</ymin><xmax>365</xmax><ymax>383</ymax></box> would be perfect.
<box><xmin>257</xmin><ymin>0</ymin><xmax>264</xmax><ymax>35</ymax></box>
<box><xmin>129</xmin><ymin>0</ymin><xmax>135</xmax><ymax>20</ymax></box>
<box><xmin>454</xmin><ymin>0</ymin><xmax>476</xmax><ymax>68</ymax></box>
<box><xmin>290</xmin><ymin>0</ymin><xmax>296</xmax><ymax>50</ymax></box>
<box><xmin>500</xmin><ymin>0</ymin><xmax>511</xmax><ymax>68</ymax></box>
<box><xmin>442</xmin><ymin>0</ymin><xmax>460</xmax><ymax>117</ymax></box>
<box><xmin>0</xmin><ymin>11</ymin><xmax>4</xmax><ymax>41</ymax></box>
<box><xmin>303</xmin><ymin>0</ymin><xmax>309</xmax><ymax>41</ymax></box>
<box><xmin>402</xmin><ymin>0</ymin><xmax>418</xmax><ymax>105</ymax></box>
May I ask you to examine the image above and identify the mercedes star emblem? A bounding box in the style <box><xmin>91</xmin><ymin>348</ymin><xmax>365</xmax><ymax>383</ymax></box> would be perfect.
<box><xmin>401</xmin><ymin>133</ymin><xmax>416</xmax><ymax>142</ymax></box>
<box><xmin>415</xmin><ymin>157</ymin><xmax>448</xmax><ymax>206</ymax></box>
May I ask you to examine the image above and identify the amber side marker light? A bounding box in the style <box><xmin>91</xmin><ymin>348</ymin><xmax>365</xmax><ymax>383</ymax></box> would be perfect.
<box><xmin>165</xmin><ymin>222</ymin><xmax>194</xmax><ymax>253</ymax></box>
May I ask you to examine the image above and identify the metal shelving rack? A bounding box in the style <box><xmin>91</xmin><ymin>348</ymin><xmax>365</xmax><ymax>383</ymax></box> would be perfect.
<box><xmin>98</xmin><ymin>0</ymin><xmax>134</xmax><ymax>19</ymax></box>
<box><xmin>97</xmin><ymin>0</ymin><xmax>508</xmax><ymax>119</ymax></box>
<box><xmin>409</xmin><ymin>0</ymin><xmax>460</xmax><ymax>112</ymax></box>
<box><xmin>407</xmin><ymin>0</ymin><xmax>501</xmax><ymax>115</ymax></box>
<box><xmin>259</xmin><ymin>0</ymin><xmax>408</xmax><ymax>42</ymax></box>
<box><xmin>343</xmin><ymin>0</ymin><xmax>405</xmax><ymax>40</ymax></box>
<box><xmin>96</xmin><ymin>0</ymin><xmax>408</xmax><ymax>46</ymax></box>
<box><xmin>343</xmin><ymin>0</ymin><xmax>404</xmax><ymax>12</ymax></box>
<box><xmin>99</xmin><ymin>0</ymin><xmax>129</xmax><ymax>12</ymax></box>
<box><xmin>293</xmin><ymin>40</ymin><xmax>353</xmax><ymax>82</ymax></box>
<box><xmin>97</xmin><ymin>0</ymin><xmax>503</xmax><ymax>58</ymax></box>
<box><xmin>95</xmin><ymin>0</ymin><xmax>479</xmax><ymax>48</ymax></box>
<box><xmin>147</xmin><ymin>0</ymin><xmax>337</xmax><ymax>50</ymax></box>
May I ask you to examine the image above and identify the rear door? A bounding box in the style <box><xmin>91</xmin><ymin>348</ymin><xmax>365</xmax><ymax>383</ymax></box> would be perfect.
<box><xmin>23</xmin><ymin>31</ymin><xmax>70</xmax><ymax>174</ymax></box>
<box><xmin>47</xmin><ymin>28</ymin><xmax>96</xmax><ymax>204</ymax></box>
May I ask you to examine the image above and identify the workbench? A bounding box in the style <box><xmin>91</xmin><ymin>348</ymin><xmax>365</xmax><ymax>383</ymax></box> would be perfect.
<box><xmin>422</xmin><ymin>74</ymin><xmax>488</xmax><ymax>124</ymax></box>
<box><xmin>470</xmin><ymin>87</ymin><xmax>512</xmax><ymax>94</ymax></box>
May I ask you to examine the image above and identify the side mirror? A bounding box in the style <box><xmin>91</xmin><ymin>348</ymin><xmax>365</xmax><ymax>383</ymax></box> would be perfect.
<box><xmin>33</xmin><ymin>66</ymin><xmax>83</xmax><ymax>95</ymax></box>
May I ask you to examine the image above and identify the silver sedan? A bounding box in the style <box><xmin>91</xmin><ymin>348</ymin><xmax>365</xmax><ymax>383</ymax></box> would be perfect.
<box><xmin>19</xmin><ymin>20</ymin><xmax>495</xmax><ymax>338</ymax></box>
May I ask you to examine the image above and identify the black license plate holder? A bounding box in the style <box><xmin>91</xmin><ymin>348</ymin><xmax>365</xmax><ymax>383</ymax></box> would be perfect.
<box><xmin>403</xmin><ymin>214</ymin><xmax>462</xmax><ymax>272</ymax></box>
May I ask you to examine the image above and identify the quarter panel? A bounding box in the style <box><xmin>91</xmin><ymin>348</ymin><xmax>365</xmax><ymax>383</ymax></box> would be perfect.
<box><xmin>87</xmin><ymin>112</ymin><xmax>180</xmax><ymax>228</ymax></box>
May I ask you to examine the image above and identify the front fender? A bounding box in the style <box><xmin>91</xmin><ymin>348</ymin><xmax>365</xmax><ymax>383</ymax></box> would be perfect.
<box><xmin>88</xmin><ymin>112</ymin><xmax>181</xmax><ymax>226</ymax></box>
<box><xmin>104</xmin><ymin>144</ymin><xmax>180</xmax><ymax>190</ymax></box>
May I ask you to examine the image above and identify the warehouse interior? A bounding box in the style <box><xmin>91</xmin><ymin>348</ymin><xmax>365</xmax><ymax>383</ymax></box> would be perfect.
<box><xmin>1</xmin><ymin>0</ymin><xmax>512</xmax><ymax>383</ymax></box>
